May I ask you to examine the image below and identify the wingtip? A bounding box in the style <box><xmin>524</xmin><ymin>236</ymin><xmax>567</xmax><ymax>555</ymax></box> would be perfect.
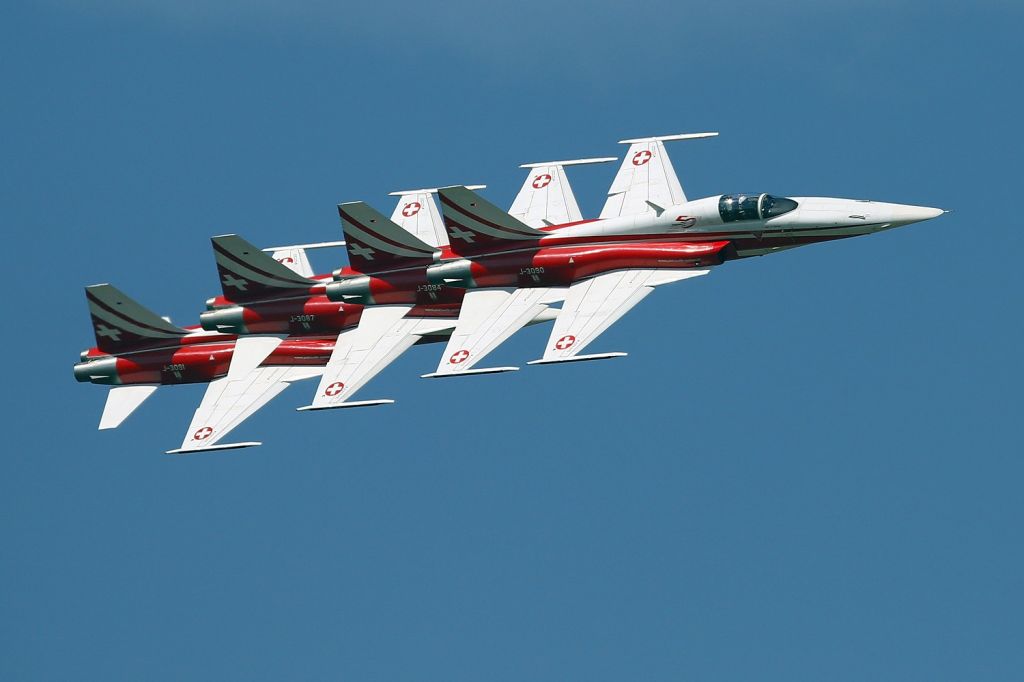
<box><xmin>165</xmin><ymin>441</ymin><xmax>263</xmax><ymax>455</ymax></box>
<box><xmin>421</xmin><ymin>367</ymin><xmax>520</xmax><ymax>379</ymax></box>
<box><xmin>296</xmin><ymin>399</ymin><xmax>395</xmax><ymax>411</ymax></box>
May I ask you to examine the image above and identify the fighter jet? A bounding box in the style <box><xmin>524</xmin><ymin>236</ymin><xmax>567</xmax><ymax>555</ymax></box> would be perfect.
<box><xmin>73</xmin><ymin>279</ymin><xmax>556</xmax><ymax>453</ymax></box>
<box><xmin>198</xmin><ymin>168</ymin><xmax>615</xmax><ymax>414</ymax></box>
<box><xmin>75</xmin><ymin>132</ymin><xmax>944</xmax><ymax>452</ymax></box>
<box><xmin>74</xmin><ymin>283</ymin><xmax>331</xmax><ymax>453</ymax></box>
<box><xmin>419</xmin><ymin>133</ymin><xmax>944</xmax><ymax>373</ymax></box>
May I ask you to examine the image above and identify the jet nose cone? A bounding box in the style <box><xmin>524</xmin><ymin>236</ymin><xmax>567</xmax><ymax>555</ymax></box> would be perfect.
<box><xmin>888</xmin><ymin>203</ymin><xmax>945</xmax><ymax>225</ymax></box>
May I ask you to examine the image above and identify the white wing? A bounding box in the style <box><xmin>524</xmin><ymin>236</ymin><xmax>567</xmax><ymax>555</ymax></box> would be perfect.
<box><xmin>530</xmin><ymin>269</ymin><xmax>710</xmax><ymax>364</ymax></box>
<box><xmin>422</xmin><ymin>288</ymin><xmax>551</xmax><ymax>377</ymax></box>
<box><xmin>167</xmin><ymin>365</ymin><xmax>322</xmax><ymax>454</ymax></box>
<box><xmin>389</xmin><ymin>191</ymin><xmax>448</xmax><ymax>248</ymax></box>
<box><xmin>509</xmin><ymin>158</ymin><xmax>615</xmax><ymax>228</ymax></box>
<box><xmin>269</xmin><ymin>247</ymin><xmax>315</xmax><ymax>278</ymax></box>
<box><xmin>599</xmin><ymin>132</ymin><xmax>717</xmax><ymax>219</ymax></box>
<box><xmin>300</xmin><ymin>305</ymin><xmax>419</xmax><ymax>410</ymax></box>
<box><xmin>389</xmin><ymin>185</ymin><xmax>486</xmax><ymax>248</ymax></box>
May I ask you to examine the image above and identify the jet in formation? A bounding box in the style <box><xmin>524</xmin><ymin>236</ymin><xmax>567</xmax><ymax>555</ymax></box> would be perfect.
<box><xmin>74</xmin><ymin>132</ymin><xmax>945</xmax><ymax>453</ymax></box>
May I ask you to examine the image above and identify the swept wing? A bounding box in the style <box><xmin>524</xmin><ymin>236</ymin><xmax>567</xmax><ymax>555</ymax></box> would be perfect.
<box><xmin>422</xmin><ymin>287</ymin><xmax>555</xmax><ymax>378</ymax></box>
<box><xmin>509</xmin><ymin>157</ymin><xmax>615</xmax><ymax>227</ymax></box>
<box><xmin>167</xmin><ymin>365</ymin><xmax>322</xmax><ymax>454</ymax></box>
<box><xmin>529</xmin><ymin>269</ymin><xmax>710</xmax><ymax>364</ymax></box>
<box><xmin>599</xmin><ymin>132</ymin><xmax>717</xmax><ymax>219</ymax></box>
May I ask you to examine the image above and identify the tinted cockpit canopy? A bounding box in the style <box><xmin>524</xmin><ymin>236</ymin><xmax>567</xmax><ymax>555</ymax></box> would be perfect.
<box><xmin>719</xmin><ymin>194</ymin><xmax>798</xmax><ymax>222</ymax></box>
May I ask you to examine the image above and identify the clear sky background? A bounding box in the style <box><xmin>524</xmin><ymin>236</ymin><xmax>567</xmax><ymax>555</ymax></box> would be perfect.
<box><xmin>2</xmin><ymin>1</ymin><xmax>1022</xmax><ymax>679</ymax></box>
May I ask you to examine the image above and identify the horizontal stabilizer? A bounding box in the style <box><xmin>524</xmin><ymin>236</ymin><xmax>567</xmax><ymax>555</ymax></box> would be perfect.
<box><xmin>99</xmin><ymin>384</ymin><xmax>158</xmax><ymax>429</ymax></box>
<box><xmin>225</xmin><ymin>335</ymin><xmax>283</xmax><ymax>381</ymax></box>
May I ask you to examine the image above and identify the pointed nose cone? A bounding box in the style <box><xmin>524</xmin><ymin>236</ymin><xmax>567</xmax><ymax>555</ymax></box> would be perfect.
<box><xmin>887</xmin><ymin>203</ymin><xmax>945</xmax><ymax>226</ymax></box>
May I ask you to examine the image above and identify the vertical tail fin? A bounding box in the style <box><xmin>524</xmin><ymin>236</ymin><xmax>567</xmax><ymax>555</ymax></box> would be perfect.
<box><xmin>599</xmin><ymin>132</ymin><xmax>718</xmax><ymax>219</ymax></box>
<box><xmin>510</xmin><ymin>157</ymin><xmax>616</xmax><ymax>227</ymax></box>
<box><xmin>338</xmin><ymin>202</ymin><xmax>438</xmax><ymax>273</ymax></box>
<box><xmin>436</xmin><ymin>185</ymin><xmax>546</xmax><ymax>256</ymax></box>
<box><xmin>85</xmin><ymin>284</ymin><xmax>187</xmax><ymax>353</ymax></box>
<box><xmin>211</xmin><ymin>234</ymin><xmax>318</xmax><ymax>302</ymax></box>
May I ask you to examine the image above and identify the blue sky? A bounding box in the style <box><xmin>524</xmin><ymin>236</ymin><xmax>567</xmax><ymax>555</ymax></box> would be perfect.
<box><xmin>2</xmin><ymin>1</ymin><xmax>1022</xmax><ymax>679</ymax></box>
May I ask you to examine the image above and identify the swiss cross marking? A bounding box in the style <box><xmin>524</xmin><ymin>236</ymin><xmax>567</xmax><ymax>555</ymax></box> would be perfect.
<box><xmin>402</xmin><ymin>202</ymin><xmax>422</xmax><ymax>217</ymax></box>
<box><xmin>448</xmin><ymin>225</ymin><xmax>476</xmax><ymax>243</ymax></box>
<box><xmin>193</xmin><ymin>426</ymin><xmax>213</xmax><ymax>441</ymax></box>
<box><xmin>95</xmin><ymin>324</ymin><xmax>122</xmax><ymax>342</ymax></box>
<box><xmin>632</xmin><ymin>150</ymin><xmax>653</xmax><ymax>166</ymax></box>
<box><xmin>349</xmin><ymin>243</ymin><xmax>376</xmax><ymax>260</ymax></box>
<box><xmin>449</xmin><ymin>349</ymin><xmax>470</xmax><ymax>364</ymax></box>
<box><xmin>555</xmin><ymin>334</ymin><xmax>576</xmax><ymax>350</ymax></box>
<box><xmin>222</xmin><ymin>274</ymin><xmax>249</xmax><ymax>291</ymax></box>
<box><xmin>324</xmin><ymin>381</ymin><xmax>345</xmax><ymax>397</ymax></box>
<box><xmin>532</xmin><ymin>174</ymin><xmax>552</xmax><ymax>189</ymax></box>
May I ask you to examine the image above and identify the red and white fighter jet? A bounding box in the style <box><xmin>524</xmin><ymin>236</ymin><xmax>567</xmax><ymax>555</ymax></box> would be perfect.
<box><xmin>418</xmin><ymin>132</ymin><xmax>945</xmax><ymax>374</ymax></box>
<box><xmin>76</xmin><ymin>132</ymin><xmax>944</xmax><ymax>452</ymax></box>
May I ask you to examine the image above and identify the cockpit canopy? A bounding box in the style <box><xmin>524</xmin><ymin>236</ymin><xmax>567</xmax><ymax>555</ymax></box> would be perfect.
<box><xmin>718</xmin><ymin>194</ymin><xmax>798</xmax><ymax>222</ymax></box>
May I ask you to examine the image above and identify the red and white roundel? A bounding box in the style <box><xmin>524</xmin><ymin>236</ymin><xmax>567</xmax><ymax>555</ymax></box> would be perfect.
<box><xmin>324</xmin><ymin>381</ymin><xmax>345</xmax><ymax>397</ymax></box>
<box><xmin>532</xmin><ymin>174</ymin><xmax>552</xmax><ymax>189</ymax></box>
<box><xmin>632</xmin><ymin>150</ymin><xmax>653</xmax><ymax>166</ymax></box>
<box><xmin>193</xmin><ymin>426</ymin><xmax>213</xmax><ymax>441</ymax></box>
<box><xmin>402</xmin><ymin>202</ymin><xmax>422</xmax><ymax>217</ymax></box>
<box><xmin>449</xmin><ymin>349</ymin><xmax>470</xmax><ymax>364</ymax></box>
<box><xmin>555</xmin><ymin>334</ymin><xmax>576</xmax><ymax>350</ymax></box>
